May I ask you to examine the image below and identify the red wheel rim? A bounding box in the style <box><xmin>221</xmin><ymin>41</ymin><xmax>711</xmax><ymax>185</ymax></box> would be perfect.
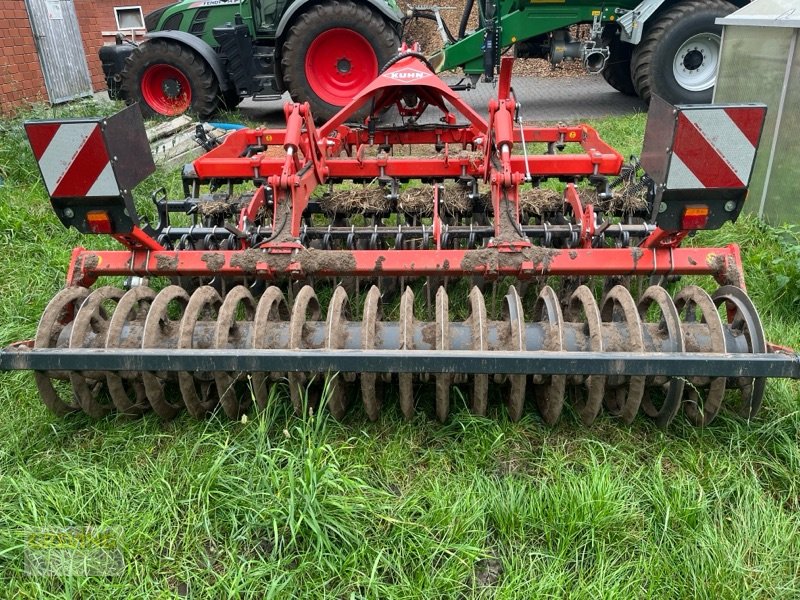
<box><xmin>141</xmin><ymin>64</ymin><xmax>192</xmax><ymax>115</ymax></box>
<box><xmin>304</xmin><ymin>28</ymin><xmax>378</xmax><ymax>106</ymax></box>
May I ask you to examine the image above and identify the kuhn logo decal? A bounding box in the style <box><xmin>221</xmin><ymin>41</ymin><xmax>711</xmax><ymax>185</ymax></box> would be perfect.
<box><xmin>384</xmin><ymin>68</ymin><xmax>428</xmax><ymax>81</ymax></box>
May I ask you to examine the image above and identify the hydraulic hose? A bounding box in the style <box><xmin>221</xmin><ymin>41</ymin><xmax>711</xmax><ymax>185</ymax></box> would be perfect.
<box><xmin>458</xmin><ymin>0</ymin><xmax>475</xmax><ymax>40</ymax></box>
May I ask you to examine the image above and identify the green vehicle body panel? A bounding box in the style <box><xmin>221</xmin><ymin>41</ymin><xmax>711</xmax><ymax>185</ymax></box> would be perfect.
<box><xmin>431</xmin><ymin>2</ymin><xmax>638</xmax><ymax>74</ymax></box>
<box><xmin>152</xmin><ymin>0</ymin><xmax>401</xmax><ymax>48</ymax></box>
<box><xmin>430</xmin><ymin>0</ymin><xmax>745</xmax><ymax>74</ymax></box>
<box><xmin>433</xmin><ymin>4</ymin><xmax>624</xmax><ymax>73</ymax></box>
<box><xmin>156</xmin><ymin>1</ymin><xmax>250</xmax><ymax>46</ymax></box>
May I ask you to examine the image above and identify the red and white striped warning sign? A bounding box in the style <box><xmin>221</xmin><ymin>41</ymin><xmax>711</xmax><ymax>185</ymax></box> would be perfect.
<box><xmin>667</xmin><ymin>106</ymin><xmax>765</xmax><ymax>190</ymax></box>
<box><xmin>25</xmin><ymin>121</ymin><xmax>120</xmax><ymax>198</ymax></box>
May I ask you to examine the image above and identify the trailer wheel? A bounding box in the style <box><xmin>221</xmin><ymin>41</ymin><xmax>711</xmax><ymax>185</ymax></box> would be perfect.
<box><xmin>601</xmin><ymin>31</ymin><xmax>636</xmax><ymax>96</ymax></box>
<box><xmin>120</xmin><ymin>40</ymin><xmax>219</xmax><ymax>119</ymax></box>
<box><xmin>282</xmin><ymin>0</ymin><xmax>400</xmax><ymax>122</ymax></box>
<box><xmin>631</xmin><ymin>0</ymin><xmax>735</xmax><ymax>104</ymax></box>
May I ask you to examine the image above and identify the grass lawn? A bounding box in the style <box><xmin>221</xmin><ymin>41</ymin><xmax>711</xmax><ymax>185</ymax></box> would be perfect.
<box><xmin>0</xmin><ymin>101</ymin><xmax>799</xmax><ymax>598</ymax></box>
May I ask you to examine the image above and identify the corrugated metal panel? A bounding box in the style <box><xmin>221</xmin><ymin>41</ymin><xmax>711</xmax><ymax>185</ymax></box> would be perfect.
<box><xmin>25</xmin><ymin>0</ymin><xmax>93</xmax><ymax>103</ymax></box>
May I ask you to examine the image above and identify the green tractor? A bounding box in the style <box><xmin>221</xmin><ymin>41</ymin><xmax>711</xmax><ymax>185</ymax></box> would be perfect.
<box><xmin>101</xmin><ymin>0</ymin><xmax>402</xmax><ymax>122</ymax></box>
<box><xmin>100</xmin><ymin>0</ymin><xmax>748</xmax><ymax>122</ymax></box>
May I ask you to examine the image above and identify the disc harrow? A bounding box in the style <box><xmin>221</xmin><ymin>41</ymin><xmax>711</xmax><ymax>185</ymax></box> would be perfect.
<box><xmin>3</xmin><ymin>53</ymin><xmax>799</xmax><ymax>427</ymax></box>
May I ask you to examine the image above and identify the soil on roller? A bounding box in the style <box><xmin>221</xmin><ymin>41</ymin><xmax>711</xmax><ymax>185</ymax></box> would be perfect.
<box><xmin>196</xmin><ymin>195</ymin><xmax>248</xmax><ymax>217</ymax></box>
<box><xmin>318</xmin><ymin>182</ymin><xmax>475</xmax><ymax>215</ymax></box>
<box><xmin>518</xmin><ymin>186</ymin><xmax>649</xmax><ymax>216</ymax></box>
<box><xmin>585</xmin><ymin>184</ymin><xmax>649</xmax><ymax>213</ymax></box>
<box><xmin>519</xmin><ymin>188</ymin><xmax>563</xmax><ymax>215</ymax></box>
<box><xmin>397</xmin><ymin>184</ymin><xmax>472</xmax><ymax>215</ymax></box>
<box><xmin>319</xmin><ymin>186</ymin><xmax>391</xmax><ymax>214</ymax></box>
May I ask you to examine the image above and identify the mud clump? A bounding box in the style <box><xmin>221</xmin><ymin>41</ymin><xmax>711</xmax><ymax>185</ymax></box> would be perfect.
<box><xmin>200</xmin><ymin>253</ymin><xmax>225</xmax><ymax>271</ymax></box>
<box><xmin>70</xmin><ymin>256</ymin><xmax>84</xmax><ymax>284</ymax></box>
<box><xmin>229</xmin><ymin>249</ymin><xmax>291</xmax><ymax>273</ymax></box>
<box><xmin>72</xmin><ymin>254</ymin><xmax>99</xmax><ymax>284</ymax></box>
<box><xmin>299</xmin><ymin>249</ymin><xmax>357</xmax><ymax>274</ymax></box>
<box><xmin>708</xmin><ymin>254</ymin><xmax>743</xmax><ymax>287</ymax></box>
<box><xmin>156</xmin><ymin>254</ymin><xmax>179</xmax><ymax>271</ymax></box>
<box><xmin>526</xmin><ymin>246</ymin><xmax>560</xmax><ymax>271</ymax></box>
<box><xmin>421</xmin><ymin>322</ymin><xmax>437</xmax><ymax>349</ymax></box>
<box><xmin>228</xmin><ymin>248</ymin><xmax>357</xmax><ymax>276</ymax></box>
<box><xmin>460</xmin><ymin>246</ymin><xmax>560</xmax><ymax>273</ymax></box>
<box><xmin>494</xmin><ymin>198</ymin><xmax>528</xmax><ymax>243</ymax></box>
<box><xmin>725</xmin><ymin>257</ymin><xmax>742</xmax><ymax>287</ymax></box>
<box><xmin>229</xmin><ymin>249</ymin><xmax>260</xmax><ymax>272</ymax></box>
<box><xmin>83</xmin><ymin>254</ymin><xmax>99</xmax><ymax>271</ymax></box>
<box><xmin>631</xmin><ymin>247</ymin><xmax>644</xmax><ymax>269</ymax></box>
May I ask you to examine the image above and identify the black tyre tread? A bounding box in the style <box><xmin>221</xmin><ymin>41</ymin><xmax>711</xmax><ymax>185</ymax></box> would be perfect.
<box><xmin>601</xmin><ymin>34</ymin><xmax>635</xmax><ymax>96</ymax></box>
<box><xmin>120</xmin><ymin>39</ymin><xmax>219</xmax><ymax>119</ymax></box>
<box><xmin>631</xmin><ymin>0</ymin><xmax>735</xmax><ymax>104</ymax></box>
<box><xmin>281</xmin><ymin>0</ymin><xmax>399</xmax><ymax>122</ymax></box>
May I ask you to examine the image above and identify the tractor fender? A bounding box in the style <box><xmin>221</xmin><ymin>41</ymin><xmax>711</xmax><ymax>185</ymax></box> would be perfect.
<box><xmin>275</xmin><ymin>0</ymin><xmax>402</xmax><ymax>40</ymax></box>
<box><xmin>144</xmin><ymin>30</ymin><xmax>231</xmax><ymax>91</ymax></box>
<box><xmin>617</xmin><ymin>0</ymin><xmax>668</xmax><ymax>44</ymax></box>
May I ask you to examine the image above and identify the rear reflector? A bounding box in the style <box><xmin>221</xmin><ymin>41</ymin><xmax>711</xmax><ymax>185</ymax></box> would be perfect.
<box><xmin>86</xmin><ymin>210</ymin><xmax>113</xmax><ymax>234</ymax></box>
<box><xmin>681</xmin><ymin>205</ymin><xmax>709</xmax><ymax>230</ymax></box>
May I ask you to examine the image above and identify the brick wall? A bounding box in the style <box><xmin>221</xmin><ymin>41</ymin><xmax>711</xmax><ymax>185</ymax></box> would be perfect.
<box><xmin>0</xmin><ymin>1</ymin><xmax>166</xmax><ymax>115</ymax></box>
<box><xmin>74</xmin><ymin>0</ymin><xmax>166</xmax><ymax>91</ymax></box>
<box><xmin>0</xmin><ymin>3</ymin><xmax>48</xmax><ymax>115</ymax></box>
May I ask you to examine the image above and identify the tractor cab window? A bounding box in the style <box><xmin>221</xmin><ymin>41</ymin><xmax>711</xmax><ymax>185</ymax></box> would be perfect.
<box><xmin>252</xmin><ymin>0</ymin><xmax>278</xmax><ymax>31</ymax></box>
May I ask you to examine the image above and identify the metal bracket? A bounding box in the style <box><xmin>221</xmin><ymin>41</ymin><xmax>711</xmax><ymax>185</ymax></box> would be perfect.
<box><xmin>617</xmin><ymin>0</ymin><xmax>666</xmax><ymax>45</ymax></box>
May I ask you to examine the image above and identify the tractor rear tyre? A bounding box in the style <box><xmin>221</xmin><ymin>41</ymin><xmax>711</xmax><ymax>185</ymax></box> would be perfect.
<box><xmin>631</xmin><ymin>0</ymin><xmax>736</xmax><ymax>105</ymax></box>
<box><xmin>281</xmin><ymin>1</ymin><xmax>400</xmax><ymax>123</ymax></box>
<box><xmin>601</xmin><ymin>31</ymin><xmax>636</xmax><ymax>96</ymax></box>
<box><xmin>219</xmin><ymin>89</ymin><xmax>242</xmax><ymax>112</ymax></box>
<box><xmin>120</xmin><ymin>40</ymin><xmax>219</xmax><ymax>119</ymax></box>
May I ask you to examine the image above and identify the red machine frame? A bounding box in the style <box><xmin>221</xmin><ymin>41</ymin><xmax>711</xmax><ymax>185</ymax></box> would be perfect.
<box><xmin>65</xmin><ymin>55</ymin><xmax>745</xmax><ymax>289</ymax></box>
